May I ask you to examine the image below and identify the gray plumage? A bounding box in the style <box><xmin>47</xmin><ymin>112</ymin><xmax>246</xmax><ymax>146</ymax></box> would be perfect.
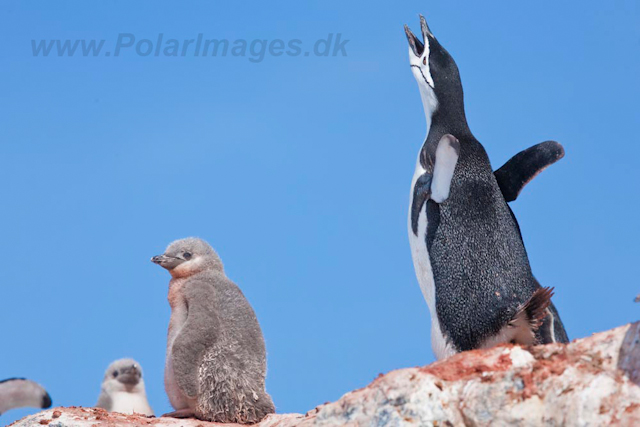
<box><xmin>0</xmin><ymin>378</ymin><xmax>51</xmax><ymax>416</ymax></box>
<box><xmin>152</xmin><ymin>237</ymin><xmax>275</xmax><ymax>424</ymax></box>
<box><xmin>95</xmin><ymin>358</ymin><xmax>153</xmax><ymax>416</ymax></box>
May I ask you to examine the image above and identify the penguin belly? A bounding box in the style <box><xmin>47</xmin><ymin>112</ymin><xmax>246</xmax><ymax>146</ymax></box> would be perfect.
<box><xmin>109</xmin><ymin>391</ymin><xmax>153</xmax><ymax>416</ymax></box>
<box><xmin>408</xmin><ymin>203</ymin><xmax>456</xmax><ymax>360</ymax></box>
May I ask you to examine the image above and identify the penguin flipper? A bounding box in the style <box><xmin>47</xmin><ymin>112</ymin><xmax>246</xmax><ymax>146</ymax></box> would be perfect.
<box><xmin>411</xmin><ymin>134</ymin><xmax>460</xmax><ymax>235</ymax></box>
<box><xmin>410</xmin><ymin>173</ymin><xmax>432</xmax><ymax>235</ymax></box>
<box><xmin>430</xmin><ymin>134</ymin><xmax>461</xmax><ymax>203</ymax></box>
<box><xmin>494</xmin><ymin>141</ymin><xmax>565</xmax><ymax>202</ymax></box>
<box><xmin>172</xmin><ymin>279</ymin><xmax>221</xmax><ymax>399</ymax></box>
<box><xmin>96</xmin><ymin>391</ymin><xmax>113</xmax><ymax>411</ymax></box>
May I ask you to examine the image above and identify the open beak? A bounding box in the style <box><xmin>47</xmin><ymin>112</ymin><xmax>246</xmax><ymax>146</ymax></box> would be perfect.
<box><xmin>404</xmin><ymin>14</ymin><xmax>433</xmax><ymax>57</ymax></box>
<box><xmin>404</xmin><ymin>25</ymin><xmax>424</xmax><ymax>57</ymax></box>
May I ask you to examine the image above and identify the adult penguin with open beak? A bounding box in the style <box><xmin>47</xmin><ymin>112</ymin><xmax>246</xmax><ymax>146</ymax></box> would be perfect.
<box><xmin>405</xmin><ymin>15</ymin><xmax>568</xmax><ymax>360</ymax></box>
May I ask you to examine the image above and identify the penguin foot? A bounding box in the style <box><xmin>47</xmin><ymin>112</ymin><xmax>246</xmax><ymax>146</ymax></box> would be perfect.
<box><xmin>162</xmin><ymin>409</ymin><xmax>195</xmax><ymax>418</ymax></box>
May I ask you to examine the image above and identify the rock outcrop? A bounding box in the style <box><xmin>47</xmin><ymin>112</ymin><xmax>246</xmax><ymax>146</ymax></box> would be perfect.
<box><xmin>12</xmin><ymin>322</ymin><xmax>640</xmax><ymax>427</ymax></box>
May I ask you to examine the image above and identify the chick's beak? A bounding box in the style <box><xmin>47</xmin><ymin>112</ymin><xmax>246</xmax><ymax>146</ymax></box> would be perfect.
<box><xmin>151</xmin><ymin>254</ymin><xmax>184</xmax><ymax>270</ymax></box>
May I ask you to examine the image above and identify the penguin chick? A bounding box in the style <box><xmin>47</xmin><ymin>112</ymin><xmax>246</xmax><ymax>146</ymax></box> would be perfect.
<box><xmin>96</xmin><ymin>358</ymin><xmax>153</xmax><ymax>416</ymax></box>
<box><xmin>0</xmin><ymin>378</ymin><xmax>51</xmax><ymax>416</ymax></box>
<box><xmin>152</xmin><ymin>237</ymin><xmax>275</xmax><ymax>424</ymax></box>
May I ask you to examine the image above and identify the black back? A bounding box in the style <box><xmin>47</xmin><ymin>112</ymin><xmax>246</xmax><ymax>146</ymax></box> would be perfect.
<box><xmin>427</xmin><ymin>135</ymin><xmax>539</xmax><ymax>351</ymax></box>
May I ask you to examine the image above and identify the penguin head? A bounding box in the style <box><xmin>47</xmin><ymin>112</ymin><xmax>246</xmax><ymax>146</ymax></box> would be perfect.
<box><xmin>405</xmin><ymin>15</ymin><xmax>466</xmax><ymax>128</ymax></box>
<box><xmin>152</xmin><ymin>237</ymin><xmax>224</xmax><ymax>278</ymax></box>
<box><xmin>102</xmin><ymin>358</ymin><xmax>144</xmax><ymax>393</ymax></box>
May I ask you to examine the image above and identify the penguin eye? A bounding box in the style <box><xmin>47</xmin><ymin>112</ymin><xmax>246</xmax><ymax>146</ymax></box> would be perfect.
<box><xmin>423</xmin><ymin>56</ymin><xmax>427</xmax><ymax>66</ymax></box>
<box><xmin>112</xmin><ymin>371</ymin><xmax>118</xmax><ymax>378</ymax></box>
<box><xmin>183</xmin><ymin>252</ymin><xmax>192</xmax><ymax>260</ymax></box>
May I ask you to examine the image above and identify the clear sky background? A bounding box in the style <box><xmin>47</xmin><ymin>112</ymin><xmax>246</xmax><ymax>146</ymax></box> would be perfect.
<box><xmin>1</xmin><ymin>0</ymin><xmax>639</xmax><ymax>424</ymax></box>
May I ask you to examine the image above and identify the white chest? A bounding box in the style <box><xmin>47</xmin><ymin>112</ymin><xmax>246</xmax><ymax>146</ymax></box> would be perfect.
<box><xmin>408</xmin><ymin>175</ymin><xmax>456</xmax><ymax>360</ymax></box>
<box><xmin>109</xmin><ymin>391</ymin><xmax>153</xmax><ymax>416</ymax></box>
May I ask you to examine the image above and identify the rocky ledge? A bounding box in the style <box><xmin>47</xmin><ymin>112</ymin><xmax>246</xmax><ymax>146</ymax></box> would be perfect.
<box><xmin>12</xmin><ymin>322</ymin><xmax>640</xmax><ymax>426</ymax></box>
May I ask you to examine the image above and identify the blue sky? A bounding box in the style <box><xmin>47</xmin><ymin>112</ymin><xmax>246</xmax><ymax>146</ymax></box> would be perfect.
<box><xmin>1</xmin><ymin>0</ymin><xmax>639</xmax><ymax>423</ymax></box>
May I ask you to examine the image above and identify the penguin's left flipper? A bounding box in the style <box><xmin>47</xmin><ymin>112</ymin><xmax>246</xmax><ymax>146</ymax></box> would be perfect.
<box><xmin>430</xmin><ymin>134</ymin><xmax>461</xmax><ymax>203</ymax></box>
<box><xmin>410</xmin><ymin>134</ymin><xmax>460</xmax><ymax>235</ymax></box>
<box><xmin>410</xmin><ymin>173</ymin><xmax>432</xmax><ymax>235</ymax></box>
<box><xmin>494</xmin><ymin>141</ymin><xmax>565</xmax><ymax>202</ymax></box>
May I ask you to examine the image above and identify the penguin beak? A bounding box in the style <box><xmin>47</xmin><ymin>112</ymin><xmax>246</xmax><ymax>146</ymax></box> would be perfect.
<box><xmin>420</xmin><ymin>14</ymin><xmax>433</xmax><ymax>40</ymax></box>
<box><xmin>121</xmin><ymin>364</ymin><xmax>140</xmax><ymax>375</ymax></box>
<box><xmin>118</xmin><ymin>367</ymin><xmax>141</xmax><ymax>386</ymax></box>
<box><xmin>151</xmin><ymin>254</ymin><xmax>185</xmax><ymax>270</ymax></box>
<box><xmin>404</xmin><ymin>14</ymin><xmax>433</xmax><ymax>57</ymax></box>
<box><xmin>404</xmin><ymin>25</ymin><xmax>424</xmax><ymax>57</ymax></box>
<box><xmin>41</xmin><ymin>391</ymin><xmax>52</xmax><ymax>409</ymax></box>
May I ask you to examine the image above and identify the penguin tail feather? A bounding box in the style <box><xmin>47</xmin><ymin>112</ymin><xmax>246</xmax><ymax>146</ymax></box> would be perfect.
<box><xmin>511</xmin><ymin>287</ymin><xmax>554</xmax><ymax>331</ymax></box>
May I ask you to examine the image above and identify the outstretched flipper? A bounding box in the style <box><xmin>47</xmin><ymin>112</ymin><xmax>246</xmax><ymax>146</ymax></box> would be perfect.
<box><xmin>494</xmin><ymin>141</ymin><xmax>565</xmax><ymax>202</ymax></box>
<box><xmin>495</xmin><ymin>143</ymin><xmax>570</xmax><ymax>344</ymax></box>
<box><xmin>0</xmin><ymin>378</ymin><xmax>52</xmax><ymax>415</ymax></box>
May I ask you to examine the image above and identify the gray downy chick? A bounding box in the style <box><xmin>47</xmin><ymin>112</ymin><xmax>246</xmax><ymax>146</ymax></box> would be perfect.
<box><xmin>95</xmin><ymin>358</ymin><xmax>153</xmax><ymax>416</ymax></box>
<box><xmin>0</xmin><ymin>378</ymin><xmax>51</xmax><ymax>416</ymax></box>
<box><xmin>152</xmin><ymin>237</ymin><xmax>275</xmax><ymax>424</ymax></box>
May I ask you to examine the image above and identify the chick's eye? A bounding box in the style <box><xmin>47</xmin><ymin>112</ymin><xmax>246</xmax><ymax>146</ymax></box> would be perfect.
<box><xmin>183</xmin><ymin>252</ymin><xmax>192</xmax><ymax>260</ymax></box>
<box><xmin>423</xmin><ymin>57</ymin><xmax>427</xmax><ymax>66</ymax></box>
<box><xmin>112</xmin><ymin>371</ymin><xmax>118</xmax><ymax>378</ymax></box>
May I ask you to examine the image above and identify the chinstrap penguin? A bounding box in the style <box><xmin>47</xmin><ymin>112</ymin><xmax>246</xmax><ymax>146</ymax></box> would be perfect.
<box><xmin>405</xmin><ymin>15</ymin><xmax>567</xmax><ymax>360</ymax></box>
<box><xmin>152</xmin><ymin>237</ymin><xmax>275</xmax><ymax>423</ymax></box>
<box><xmin>95</xmin><ymin>358</ymin><xmax>154</xmax><ymax>416</ymax></box>
<box><xmin>0</xmin><ymin>378</ymin><xmax>52</xmax><ymax>416</ymax></box>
